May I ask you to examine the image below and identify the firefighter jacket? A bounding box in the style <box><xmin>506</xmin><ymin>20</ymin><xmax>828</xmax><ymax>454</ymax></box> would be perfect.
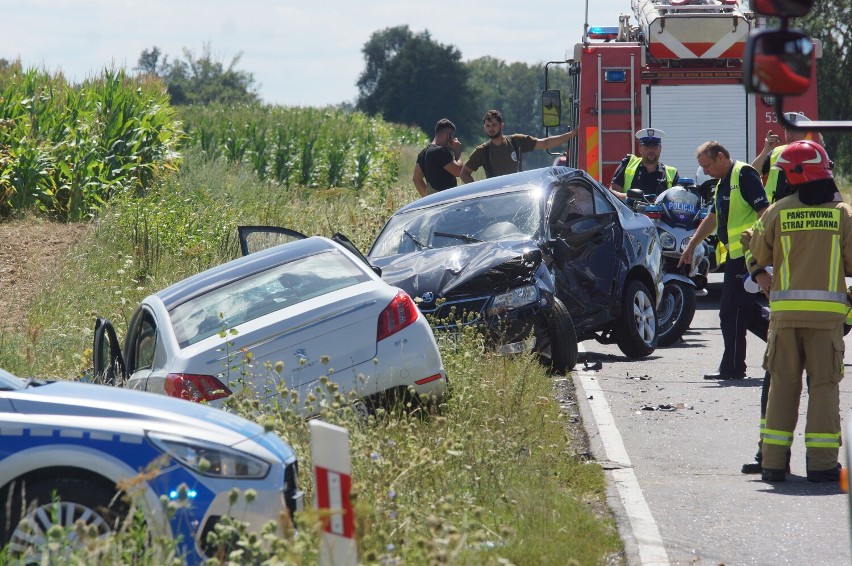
<box><xmin>743</xmin><ymin>193</ymin><xmax>852</xmax><ymax>329</ymax></box>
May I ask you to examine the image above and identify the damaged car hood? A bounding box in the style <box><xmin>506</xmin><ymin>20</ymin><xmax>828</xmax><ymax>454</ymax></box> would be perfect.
<box><xmin>372</xmin><ymin>239</ymin><xmax>538</xmax><ymax>298</ymax></box>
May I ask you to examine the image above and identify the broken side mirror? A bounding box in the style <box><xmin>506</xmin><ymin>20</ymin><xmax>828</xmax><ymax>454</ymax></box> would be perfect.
<box><xmin>541</xmin><ymin>90</ymin><xmax>561</xmax><ymax>128</ymax></box>
<box><xmin>743</xmin><ymin>29</ymin><xmax>812</xmax><ymax>97</ymax></box>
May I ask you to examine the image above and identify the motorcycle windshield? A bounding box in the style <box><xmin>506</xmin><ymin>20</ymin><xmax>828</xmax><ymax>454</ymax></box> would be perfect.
<box><xmin>656</xmin><ymin>189</ymin><xmax>701</xmax><ymax>229</ymax></box>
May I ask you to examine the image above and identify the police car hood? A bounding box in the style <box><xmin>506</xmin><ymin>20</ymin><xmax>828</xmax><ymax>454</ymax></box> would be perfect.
<box><xmin>6</xmin><ymin>380</ymin><xmax>296</xmax><ymax>460</ymax></box>
<box><xmin>373</xmin><ymin>239</ymin><xmax>538</xmax><ymax>298</ymax></box>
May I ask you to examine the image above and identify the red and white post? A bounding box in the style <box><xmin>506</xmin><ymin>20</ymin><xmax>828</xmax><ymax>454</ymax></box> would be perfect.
<box><xmin>309</xmin><ymin>420</ymin><xmax>357</xmax><ymax>566</ymax></box>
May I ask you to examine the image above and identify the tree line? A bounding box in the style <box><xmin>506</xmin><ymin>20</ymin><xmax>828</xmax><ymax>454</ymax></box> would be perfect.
<box><xmin>132</xmin><ymin>31</ymin><xmax>568</xmax><ymax>169</ymax></box>
<box><xmin>15</xmin><ymin>6</ymin><xmax>849</xmax><ymax>175</ymax></box>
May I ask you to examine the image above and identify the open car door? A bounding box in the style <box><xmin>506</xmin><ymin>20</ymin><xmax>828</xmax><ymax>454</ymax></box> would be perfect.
<box><xmin>238</xmin><ymin>225</ymin><xmax>309</xmax><ymax>256</ymax></box>
<box><xmin>237</xmin><ymin>225</ymin><xmax>380</xmax><ymax>275</ymax></box>
<box><xmin>92</xmin><ymin>317</ymin><xmax>126</xmax><ymax>386</ymax></box>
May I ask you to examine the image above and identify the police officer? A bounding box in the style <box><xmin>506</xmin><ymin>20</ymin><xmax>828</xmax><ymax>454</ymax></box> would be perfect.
<box><xmin>680</xmin><ymin>141</ymin><xmax>769</xmax><ymax>380</ymax></box>
<box><xmin>742</xmin><ymin>140</ymin><xmax>852</xmax><ymax>483</ymax></box>
<box><xmin>609</xmin><ymin>128</ymin><xmax>679</xmax><ymax>202</ymax></box>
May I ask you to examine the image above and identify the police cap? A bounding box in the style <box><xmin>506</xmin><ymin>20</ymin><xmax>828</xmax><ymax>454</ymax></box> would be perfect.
<box><xmin>636</xmin><ymin>128</ymin><xmax>665</xmax><ymax>146</ymax></box>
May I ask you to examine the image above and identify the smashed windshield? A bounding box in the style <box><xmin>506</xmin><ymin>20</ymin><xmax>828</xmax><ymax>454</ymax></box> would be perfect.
<box><xmin>370</xmin><ymin>188</ymin><xmax>542</xmax><ymax>258</ymax></box>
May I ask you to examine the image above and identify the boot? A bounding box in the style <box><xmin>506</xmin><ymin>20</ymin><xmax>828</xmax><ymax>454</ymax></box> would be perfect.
<box><xmin>806</xmin><ymin>463</ymin><xmax>842</xmax><ymax>483</ymax></box>
<box><xmin>761</xmin><ymin>468</ymin><xmax>786</xmax><ymax>482</ymax></box>
<box><xmin>742</xmin><ymin>449</ymin><xmax>790</xmax><ymax>474</ymax></box>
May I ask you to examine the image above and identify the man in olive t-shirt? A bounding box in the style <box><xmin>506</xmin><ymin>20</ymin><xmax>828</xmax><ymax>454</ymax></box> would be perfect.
<box><xmin>460</xmin><ymin>109</ymin><xmax>577</xmax><ymax>182</ymax></box>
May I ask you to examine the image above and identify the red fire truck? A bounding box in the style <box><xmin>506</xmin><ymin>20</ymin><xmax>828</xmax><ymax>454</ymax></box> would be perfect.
<box><xmin>544</xmin><ymin>0</ymin><xmax>820</xmax><ymax>184</ymax></box>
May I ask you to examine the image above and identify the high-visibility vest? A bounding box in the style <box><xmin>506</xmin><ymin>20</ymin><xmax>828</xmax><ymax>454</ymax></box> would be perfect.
<box><xmin>719</xmin><ymin>161</ymin><xmax>761</xmax><ymax>260</ymax></box>
<box><xmin>623</xmin><ymin>156</ymin><xmax>677</xmax><ymax>192</ymax></box>
<box><xmin>764</xmin><ymin>144</ymin><xmax>787</xmax><ymax>203</ymax></box>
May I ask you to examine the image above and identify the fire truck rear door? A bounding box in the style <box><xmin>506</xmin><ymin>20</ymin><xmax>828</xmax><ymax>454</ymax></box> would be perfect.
<box><xmin>646</xmin><ymin>84</ymin><xmax>751</xmax><ymax>177</ymax></box>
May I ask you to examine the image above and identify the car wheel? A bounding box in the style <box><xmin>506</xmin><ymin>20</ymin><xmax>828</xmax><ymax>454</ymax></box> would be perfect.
<box><xmin>1</xmin><ymin>477</ymin><xmax>128</xmax><ymax>558</ymax></box>
<box><xmin>656</xmin><ymin>281</ymin><xmax>697</xmax><ymax>347</ymax></box>
<box><xmin>614</xmin><ymin>279</ymin><xmax>657</xmax><ymax>358</ymax></box>
<box><xmin>536</xmin><ymin>297</ymin><xmax>578</xmax><ymax>374</ymax></box>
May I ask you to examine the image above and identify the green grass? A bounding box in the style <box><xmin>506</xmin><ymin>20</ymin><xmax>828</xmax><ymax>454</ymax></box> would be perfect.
<box><xmin>0</xmin><ymin>148</ymin><xmax>622</xmax><ymax>564</ymax></box>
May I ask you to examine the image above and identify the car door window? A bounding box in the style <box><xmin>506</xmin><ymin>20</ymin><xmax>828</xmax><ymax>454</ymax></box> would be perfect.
<box><xmin>129</xmin><ymin>311</ymin><xmax>157</xmax><ymax>372</ymax></box>
<box><xmin>550</xmin><ymin>184</ymin><xmax>596</xmax><ymax>236</ymax></box>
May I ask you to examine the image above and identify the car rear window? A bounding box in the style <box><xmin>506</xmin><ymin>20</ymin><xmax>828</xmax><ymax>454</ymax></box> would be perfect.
<box><xmin>170</xmin><ymin>250</ymin><xmax>371</xmax><ymax>348</ymax></box>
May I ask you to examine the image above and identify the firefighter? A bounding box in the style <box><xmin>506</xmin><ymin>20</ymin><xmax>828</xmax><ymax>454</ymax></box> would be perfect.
<box><xmin>609</xmin><ymin>128</ymin><xmax>679</xmax><ymax>202</ymax></box>
<box><xmin>739</xmin><ymin>131</ymin><xmax>833</xmax><ymax>475</ymax></box>
<box><xmin>743</xmin><ymin>140</ymin><xmax>852</xmax><ymax>483</ymax></box>
<box><xmin>679</xmin><ymin>141</ymin><xmax>769</xmax><ymax>380</ymax></box>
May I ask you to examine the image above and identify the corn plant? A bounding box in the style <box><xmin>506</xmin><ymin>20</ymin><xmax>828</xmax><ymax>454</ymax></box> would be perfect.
<box><xmin>0</xmin><ymin>63</ymin><xmax>182</xmax><ymax>219</ymax></box>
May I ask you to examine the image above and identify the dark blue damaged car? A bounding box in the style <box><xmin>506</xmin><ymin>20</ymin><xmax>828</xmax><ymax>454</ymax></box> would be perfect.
<box><xmin>366</xmin><ymin>167</ymin><xmax>663</xmax><ymax>372</ymax></box>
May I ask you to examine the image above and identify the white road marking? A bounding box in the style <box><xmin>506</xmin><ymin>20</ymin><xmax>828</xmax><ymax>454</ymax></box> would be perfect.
<box><xmin>576</xmin><ymin>345</ymin><xmax>670</xmax><ymax>565</ymax></box>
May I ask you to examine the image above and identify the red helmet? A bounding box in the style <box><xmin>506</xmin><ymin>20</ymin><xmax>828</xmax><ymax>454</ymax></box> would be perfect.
<box><xmin>775</xmin><ymin>140</ymin><xmax>833</xmax><ymax>185</ymax></box>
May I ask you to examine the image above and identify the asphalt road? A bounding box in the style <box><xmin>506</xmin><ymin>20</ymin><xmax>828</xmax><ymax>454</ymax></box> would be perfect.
<box><xmin>573</xmin><ymin>274</ymin><xmax>852</xmax><ymax>566</ymax></box>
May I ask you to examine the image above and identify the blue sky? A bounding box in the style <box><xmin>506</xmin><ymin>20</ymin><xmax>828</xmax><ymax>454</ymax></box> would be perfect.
<box><xmin>6</xmin><ymin>0</ymin><xmax>627</xmax><ymax>107</ymax></box>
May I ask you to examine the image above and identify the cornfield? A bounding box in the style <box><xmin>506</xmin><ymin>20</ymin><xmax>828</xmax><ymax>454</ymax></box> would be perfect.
<box><xmin>178</xmin><ymin>104</ymin><xmax>424</xmax><ymax>193</ymax></box>
<box><xmin>0</xmin><ymin>61</ymin><xmax>182</xmax><ymax>220</ymax></box>
<box><xmin>0</xmin><ymin>63</ymin><xmax>427</xmax><ymax>221</ymax></box>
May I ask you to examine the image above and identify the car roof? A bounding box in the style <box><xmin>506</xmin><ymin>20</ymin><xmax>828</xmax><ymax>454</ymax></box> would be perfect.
<box><xmin>396</xmin><ymin>166</ymin><xmax>590</xmax><ymax>214</ymax></box>
<box><xmin>156</xmin><ymin>236</ymin><xmax>351</xmax><ymax>310</ymax></box>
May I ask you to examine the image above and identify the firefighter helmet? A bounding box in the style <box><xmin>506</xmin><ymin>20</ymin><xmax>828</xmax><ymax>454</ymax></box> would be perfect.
<box><xmin>775</xmin><ymin>140</ymin><xmax>833</xmax><ymax>186</ymax></box>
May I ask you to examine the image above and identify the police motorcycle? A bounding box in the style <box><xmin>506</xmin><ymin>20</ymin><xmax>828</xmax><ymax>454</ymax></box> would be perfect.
<box><xmin>627</xmin><ymin>179</ymin><xmax>711</xmax><ymax>346</ymax></box>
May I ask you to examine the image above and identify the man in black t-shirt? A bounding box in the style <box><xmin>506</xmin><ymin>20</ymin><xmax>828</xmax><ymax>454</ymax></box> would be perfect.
<box><xmin>412</xmin><ymin>119</ymin><xmax>464</xmax><ymax>196</ymax></box>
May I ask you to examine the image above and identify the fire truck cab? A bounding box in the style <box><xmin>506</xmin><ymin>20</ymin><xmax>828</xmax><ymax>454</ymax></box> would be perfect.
<box><xmin>545</xmin><ymin>0</ymin><xmax>820</xmax><ymax>184</ymax></box>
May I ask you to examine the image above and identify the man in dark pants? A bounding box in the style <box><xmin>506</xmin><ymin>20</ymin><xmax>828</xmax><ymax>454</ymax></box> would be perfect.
<box><xmin>680</xmin><ymin>141</ymin><xmax>769</xmax><ymax>380</ymax></box>
<box><xmin>738</xmin><ymin>271</ymin><xmax>778</xmax><ymax>473</ymax></box>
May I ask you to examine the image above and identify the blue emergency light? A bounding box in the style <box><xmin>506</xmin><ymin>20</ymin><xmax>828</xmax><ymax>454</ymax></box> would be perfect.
<box><xmin>169</xmin><ymin>488</ymin><xmax>198</xmax><ymax>500</ymax></box>
<box><xmin>605</xmin><ymin>70</ymin><xmax>627</xmax><ymax>82</ymax></box>
<box><xmin>588</xmin><ymin>26</ymin><xmax>619</xmax><ymax>40</ymax></box>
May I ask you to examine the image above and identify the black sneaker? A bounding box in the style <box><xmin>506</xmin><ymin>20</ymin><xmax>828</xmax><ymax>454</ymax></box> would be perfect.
<box><xmin>806</xmin><ymin>463</ymin><xmax>842</xmax><ymax>483</ymax></box>
<box><xmin>762</xmin><ymin>468</ymin><xmax>786</xmax><ymax>482</ymax></box>
<box><xmin>703</xmin><ymin>371</ymin><xmax>747</xmax><ymax>380</ymax></box>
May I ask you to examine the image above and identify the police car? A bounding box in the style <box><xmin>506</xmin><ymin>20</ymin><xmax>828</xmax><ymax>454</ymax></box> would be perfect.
<box><xmin>0</xmin><ymin>368</ymin><xmax>303</xmax><ymax>563</ymax></box>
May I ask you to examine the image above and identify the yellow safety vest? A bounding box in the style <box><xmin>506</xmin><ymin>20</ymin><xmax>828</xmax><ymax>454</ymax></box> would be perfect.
<box><xmin>719</xmin><ymin>161</ymin><xmax>761</xmax><ymax>260</ymax></box>
<box><xmin>764</xmin><ymin>144</ymin><xmax>787</xmax><ymax>203</ymax></box>
<box><xmin>623</xmin><ymin>156</ymin><xmax>677</xmax><ymax>193</ymax></box>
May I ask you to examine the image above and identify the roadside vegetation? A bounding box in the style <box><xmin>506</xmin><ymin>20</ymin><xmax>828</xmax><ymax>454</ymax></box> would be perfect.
<box><xmin>0</xmin><ymin>69</ymin><xmax>622</xmax><ymax>564</ymax></box>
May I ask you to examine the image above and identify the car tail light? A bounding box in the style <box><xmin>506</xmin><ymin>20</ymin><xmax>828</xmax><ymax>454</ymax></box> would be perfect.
<box><xmin>164</xmin><ymin>373</ymin><xmax>232</xmax><ymax>402</ymax></box>
<box><xmin>377</xmin><ymin>291</ymin><xmax>419</xmax><ymax>341</ymax></box>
